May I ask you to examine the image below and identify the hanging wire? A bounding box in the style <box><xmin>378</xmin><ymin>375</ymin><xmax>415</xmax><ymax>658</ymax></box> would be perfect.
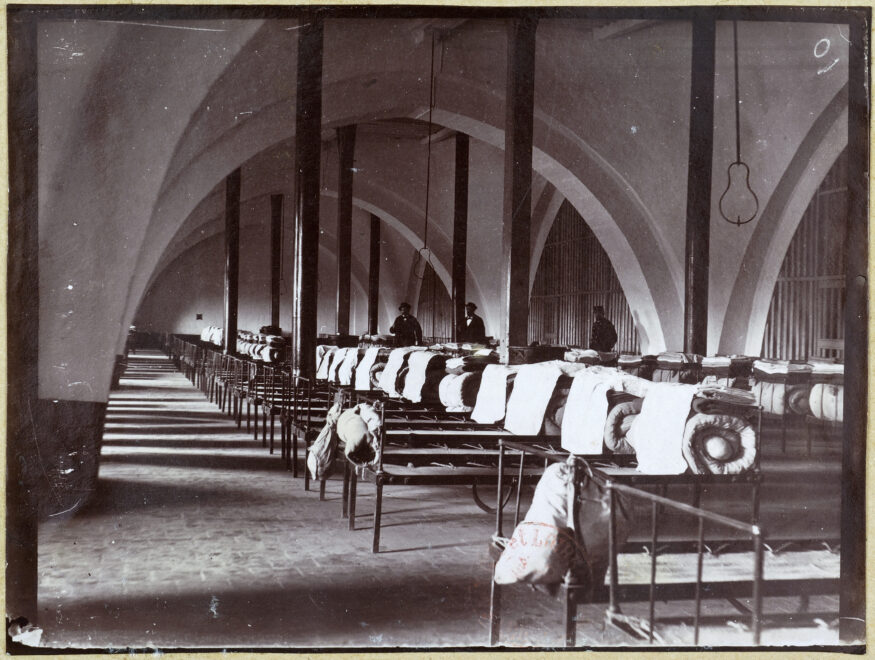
<box><xmin>718</xmin><ymin>20</ymin><xmax>759</xmax><ymax>226</ymax></box>
<box><xmin>733</xmin><ymin>20</ymin><xmax>741</xmax><ymax>163</ymax></box>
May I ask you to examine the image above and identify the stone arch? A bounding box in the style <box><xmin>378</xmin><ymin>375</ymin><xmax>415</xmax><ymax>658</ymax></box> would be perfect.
<box><xmin>717</xmin><ymin>85</ymin><xmax>848</xmax><ymax>355</ymax></box>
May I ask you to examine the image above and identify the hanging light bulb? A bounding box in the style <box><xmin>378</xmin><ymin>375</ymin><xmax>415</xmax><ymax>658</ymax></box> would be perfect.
<box><xmin>718</xmin><ymin>20</ymin><xmax>759</xmax><ymax>226</ymax></box>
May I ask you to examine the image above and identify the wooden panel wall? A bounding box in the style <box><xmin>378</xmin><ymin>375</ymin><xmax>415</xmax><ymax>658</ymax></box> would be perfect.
<box><xmin>529</xmin><ymin>200</ymin><xmax>640</xmax><ymax>352</ymax></box>
<box><xmin>762</xmin><ymin>149</ymin><xmax>847</xmax><ymax>361</ymax></box>
<box><xmin>416</xmin><ymin>260</ymin><xmax>454</xmax><ymax>344</ymax></box>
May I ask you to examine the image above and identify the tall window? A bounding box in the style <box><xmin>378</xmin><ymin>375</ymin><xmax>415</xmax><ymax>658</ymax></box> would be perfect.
<box><xmin>529</xmin><ymin>200</ymin><xmax>640</xmax><ymax>352</ymax></box>
<box><xmin>762</xmin><ymin>149</ymin><xmax>847</xmax><ymax>361</ymax></box>
<box><xmin>416</xmin><ymin>260</ymin><xmax>453</xmax><ymax>344</ymax></box>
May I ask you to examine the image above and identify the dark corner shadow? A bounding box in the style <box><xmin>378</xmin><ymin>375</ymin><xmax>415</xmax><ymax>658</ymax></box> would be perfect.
<box><xmin>73</xmin><ymin>476</ymin><xmax>279</xmax><ymax>517</ymax></box>
<box><xmin>98</xmin><ymin>452</ymin><xmax>288</xmax><ymax>472</ymax></box>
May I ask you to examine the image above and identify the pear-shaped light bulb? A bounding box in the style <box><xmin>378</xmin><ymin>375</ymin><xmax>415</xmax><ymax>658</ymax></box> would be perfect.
<box><xmin>718</xmin><ymin>161</ymin><xmax>759</xmax><ymax>226</ymax></box>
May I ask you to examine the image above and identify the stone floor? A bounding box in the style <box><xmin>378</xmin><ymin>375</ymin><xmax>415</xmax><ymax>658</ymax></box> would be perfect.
<box><xmin>35</xmin><ymin>351</ymin><xmax>845</xmax><ymax>651</ymax></box>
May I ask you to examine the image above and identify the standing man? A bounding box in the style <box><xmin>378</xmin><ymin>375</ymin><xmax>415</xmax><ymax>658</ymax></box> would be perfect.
<box><xmin>389</xmin><ymin>302</ymin><xmax>423</xmax><ymax>347</ymax></box>
<box><xmin>590</xmin><ymin>305</ymin><xmax>618</xmax><ymax>352</ymax></box>
<box><xmin>458</xmin><ymin>301</ymin><xmax>487</xmax><ymax>344</ymax></box>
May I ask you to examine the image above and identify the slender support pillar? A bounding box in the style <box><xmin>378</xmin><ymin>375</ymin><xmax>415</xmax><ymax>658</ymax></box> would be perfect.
<box><xmin>336</xmin><ymin>125</ymin><xmax>356</xmax><ymax>335</ymax></box>
<box><xmin>368</xmin><ymin>214</ymin><xmax>381</xmax><ymax>334</ymax></box>
<box><xmin>7</xmin><ymin>9</ymin><xmax>39</xmax><ymax>626</ymax></box>
<box><xmin>270</xmin><ymin>194</ymin><xmax>284</xmax><ymax>329</ymax></box>
<box><xmin>223</xmin><ymin>168</ymin><xmax>241</xmax><ymax>354</ymax></box>
<box><xmin>452</xmin><ymin>132</ymin><xmax>470</xmax><ymax>341</ymax></box>
<box><xmin>682</xmin><ymin>15</ymin><xmax>716</xmax><ymax>355</ymax></box>
<box><xmin>292</xmin><ymin>15</ymin><xmax>324</xmax><ymax>378</ymax></box>
<box><xmin>839</xmin><ymin>11</ymin><xmax>868</xmax><ymax>644</ymax></box>
<box><xmin>501</xmin><ymin>18</ymin><xmax>538</xmax><ymax>356</ymax></box>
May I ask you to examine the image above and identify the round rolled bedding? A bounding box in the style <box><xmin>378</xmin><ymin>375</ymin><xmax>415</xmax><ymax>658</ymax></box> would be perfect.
<box><xmin>681</xmin><ymin>413</ymin><xmax>756</xmax><ymax>475</ymax></box>
<box><xmin>809</xmin><ymin>383</ymin><xmax>843</xmax><ymax>422</ymax></box>
<box><xmin>787</xmin><ymin>384</ymin><xmax>812</xmax><ymax>416</ymax></box>
<box><xmin>603</xmin><ymin>398</ymin><xmax>642</xmax><ymax>454</ymax></box>
<box><xmin>751</xmin><ymin>380</ymin><xmax>786</xmax><ymax>416</ymax></box>
<box><xmin>369</xmin><ymin>362</ymin><xmax>385</xmax><ymax>389</ymax></box>
<box><xmin>439</xmin><ymin>371</ymin><xmax>483</xmax><ymax>412</ymax></box>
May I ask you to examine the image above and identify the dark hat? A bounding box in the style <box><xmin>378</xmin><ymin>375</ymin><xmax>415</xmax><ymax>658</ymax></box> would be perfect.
<box><xmin>465</xmin><ymin>302</ymin><xmax>477</xmax><ymax>310</ymax></box>
<box><xmin>593</xmin><ymin>305</ymin><xmax>605</xmax><ymax>314</ymax></box>
<box><xmin>398</xmin><ymin>302</ymin><xmax>411</xmax><ymax>311</ymax></box>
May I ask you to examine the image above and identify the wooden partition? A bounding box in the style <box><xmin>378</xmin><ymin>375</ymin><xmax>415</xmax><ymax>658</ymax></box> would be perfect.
<box><xmin>416</xmin><ymin>260</ymin><xmax>454</xmax><ymax>344</ymax></box>
<box><xmin>529</xmin><ymin>200</ymin><xmax>640</xmax><ymax>352</ymax></box>
<box><xmin>762</xmin><ymin>149</ymin><xmax>847</xmax><ymax>361</ymax></box>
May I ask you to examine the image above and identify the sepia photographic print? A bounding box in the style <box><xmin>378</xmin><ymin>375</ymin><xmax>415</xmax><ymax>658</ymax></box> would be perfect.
<box><xmin>5</xmin><ymin>2</ymin><xmax>869</xmax><ymax>653</ymax></box>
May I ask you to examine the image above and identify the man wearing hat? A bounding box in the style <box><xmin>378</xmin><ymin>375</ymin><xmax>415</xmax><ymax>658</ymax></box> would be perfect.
<box><xmin>590</xmin><ymin>305</ymin><xmax>618</xmax><ymax>352</ymax></box>
<box><xmin>457</xmin><ymin>301</ymin><xmax>487</xmax><ymax>344</ymax></box>
<box><xmin>389</xmin><ymin>302</ymin><xmax>423</xmax><ymax>347</ymax></box>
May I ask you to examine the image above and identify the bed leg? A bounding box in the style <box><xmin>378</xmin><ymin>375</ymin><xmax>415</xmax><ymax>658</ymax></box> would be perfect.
<box><xmin>262</xmin><ymin>409</ymin><xmax>267</xmax><ymax>447</ymax></box>
<box><xmin>269</xmin><ymin>412</ymin><xmax>275</xmax><ymax>454</ymax></box>
<box><xmin>304</xmin><ymin>440</ymin><xmax>310</xmax><ymax>491</ymax></box>
<box><xmin>348</xmin><ymin>472</ymin><xmax>357</xmax><ymax>530</ymax></box>
<box><xmin>246</xmin><ymin>398</ymin><xmax>251</xmax><ymax>431</ymax></box>
<box><xmin>489</xmin><ymin>574</ymin><xmax>501</xmax><ymax>646</ymax></box>
<box><xmin>372</xmin><ymin>482</ymin><xmax>383</xmax><ymax>553</ymax></box>
<box><xmin>342</xmin><ymin>462</ymin><xmax>350</xmax><ymax>519</ymax></box>
<box><xmin>563</xmin><ymin>585</ymin><xmax>576</xmax><ymax>647</ymax></box>
<box><xmin>292</xmin><ymin>429</ymin><xmax>298</xmax><ymax>477</ymax></box>
<box><xmin>319</xmin><ymin>479</ymin><xmax>326</xmax><ymax>501</ymax></box>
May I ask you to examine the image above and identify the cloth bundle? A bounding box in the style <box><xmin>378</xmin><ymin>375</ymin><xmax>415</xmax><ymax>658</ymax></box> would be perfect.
<box><xmin>563</xmin><ymin>348</ymin><xmax>600</xmax><ymax>365</ymax></box>
<box><xmin>378</xmin><ymin>347</ymin><xmax>422</xmax><ymax>397</ymax></box>
<box><xmin>326</xmin><ymin>347</ymin><xmax>355</xmax><ymax>384</ymax></box>
<box><xmin>603</xmin><ymin>398</ymin><xmax>642</xmax><ymax>454</ymax></box>
<box><xmin>337</xmin><ymin>403</ymin><xmax>381</xmax><ymax>467</ymax></box>
<box><xmin>627</xmin><ymin>383</ymin><xmax>699</xmax><ymax>474</ymax></box>
<box><xmin>438</xmin><ymin>371</ymin><xmax>483</xmax><ymax>413</ymax></box>
<box><xmin>651</xmin><ymin>352</ymin><xmax>701</xmax><ymax>384</ymax></box>
<box><xmin>307</xmin><ymin>402</ymin><xmax>344</xmax><ymax>480</ymax></box>
<box><xmin>504</xmin><ymin>361</ymin><xmax>586</xmax><ymax>435</ymax></box>
<box><xmin>444</xmin><ymin>350</ymin><xmax>499</xmax><ymax>375</ymax></box>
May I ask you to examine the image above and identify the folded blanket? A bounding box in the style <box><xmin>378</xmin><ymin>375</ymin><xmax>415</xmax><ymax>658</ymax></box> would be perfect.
<box><xmin>337</xmin><ymin>348</ymin><xmax>363</xmax><ymax>386</ymax></box>
<box><xmin>808</xmin><ymin>361</ymin><xmax>844</xmax><ymax>375</ymax></box>
<box><xmin>752</xmin><ymin>359</ymin><xmax>812</xmax><ymax>375</ymax></box>
<box><xmin>354</xmin><ymin>346</ymin><xmax>383</xmax><ymax>391</ymax></box>
<box><xmin>809</xmin><ymin>383</ymin><xmax>843</xmax><ymax>422</ymax></box>
<box><xmin>695</xmin><ymin>385</ymin><xmax>757</xmax><ymax>407</ymax></box>
<box><xmin>701</xmin><ymin>356</ymin><xmax>732</xmax><ymax>368</ymax></box>
<box><xmin>471</xmin><ymin>365</ymin><xmax>520</xmax><ymax>424</ymax></box>
<box><xmin>603</xmin><ymin>398</ymin><xmax>642</xmax><ymax>453</ymax></box>
<box><xmin>627</xmin><ymin>383</ymin><xmax>698</xmax><ymax>474</ymax></box>
<box><xmin>327</xmin><ymin>347</ymin><xmax>353</xmax><ymax>383</ymax></box>
<box><xmin>379</xmin><ymin>347</ymin><xmax>426</xmax><ymax>397</ymax></box>
<box><xmin>504</xmin><ymin>362</ymin><xmax>564</xmax><ymax>435</ymax></box>
<box><xmin>402</xmin><ymin>351</ymin><xmax>448</xmax><ymax>403</ymax></box>
<box><xmin>316</xmin><ymin>345</ymin><xmax>338</xmax><ymax>380</ymax></box>
<box><xmin>445</xmin><ymin>353</ymin><xmax>499</xmax><ymax>375</ymax></box>
<box><xmin>561</xmin><ymin>370</ymin><xmax>612</xmax><ymax>454</ymax></box>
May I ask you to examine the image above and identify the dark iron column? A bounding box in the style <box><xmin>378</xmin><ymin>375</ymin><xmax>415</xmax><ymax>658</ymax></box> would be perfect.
<box><xmin>223</xmin><ymin>168</ymin><xmax>241</xmax><ymax>355</ymax></box>
<box><xmin>336</xmin><ymin>125</ymin><xmax>356</xmax><ymax>335</ymax></box>
<box><xmin>452</xmin><ymin>132</ymin><xmax>470</xmax><ymax>341</ymax></box>
<box><xmin>839</xmin><ymin>10</ymin><xmax>868</xmax><ymax>644</ymax></box>
<box><xmin>368</xmin><ymin>213</ymin><xmax>381</xmax><ymax>335</ymax></box>
<box><xmin>270</xmin><ymin>194</ymin><xmax>283</xmax><ymax>329</ymax></box>
<box><xmin>7</xmin><ymin>8</ymin><xmax>39</xmax><ymax>625</ymax></box>
<box><xmin>292</xmin><ymin>15</ymin><xmax>324</xmax><ymax>378</ymax></box>
<box><xmin>501</xmin><ymin>17</ymin><xmax>537</xmax><ymax>354</ymax></box>
<box><xmin>683</xmin><ymin>15</ymin><xmax>716</xmax><ymax>355</ymax></box>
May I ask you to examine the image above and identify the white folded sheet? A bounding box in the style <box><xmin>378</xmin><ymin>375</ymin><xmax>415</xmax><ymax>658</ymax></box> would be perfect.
<box><xmin>354</xmin><ymin>346</ymin><xmax>382</xmax><ymax>391</ymax></box>
<box><xmin>627</xmin><ymin>383</ymin><xmax>698</xmax><ymax>474</ymax></box>
<box><xmin>471</xmin><ymin>364</ymin><xmax>519</xmax><ymax>424</ymax></box>
<box><xmin>504</xmin><ymin>362</ymin><xmax>564</xmax><ymax>435</ymax></box>
<box><xmin>560</xmin><ymin>370</ymin><xmax>612</xmax><ymax>455</ymax></box>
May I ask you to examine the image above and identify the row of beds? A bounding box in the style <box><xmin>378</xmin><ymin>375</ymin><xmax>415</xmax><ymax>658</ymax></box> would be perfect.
<box><xmin>169</xmin><ymin>332</ymin><xmax>841</xmax><ymax>647</ymax></box>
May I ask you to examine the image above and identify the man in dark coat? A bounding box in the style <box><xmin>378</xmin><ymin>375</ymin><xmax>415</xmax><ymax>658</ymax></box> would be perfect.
<box><xmin>457</xmin><ymin>301</ymin><xmax>487</xmax><ymax>344</ymax></box>
<box><xmin>590</xmin><ymin>305</ymin><xmax>618</xmax><ymax>352</ymax></box>
<box><xmin>389</xmin><ymin>302</ymin><xmax>423</xmax><ymax>347</ymax></box>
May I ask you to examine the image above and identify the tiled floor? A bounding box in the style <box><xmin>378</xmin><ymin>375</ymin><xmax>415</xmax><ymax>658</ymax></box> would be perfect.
<box><xmin>36</xmin><ymin>351</ymin><xmax>844</xmax><ymax>650</ymax></box>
